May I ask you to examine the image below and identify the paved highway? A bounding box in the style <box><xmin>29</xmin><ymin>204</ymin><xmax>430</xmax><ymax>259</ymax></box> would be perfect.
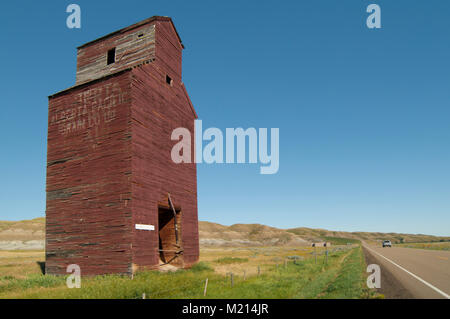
<box><xmin>363</xmin><ymin>243</ymin><xmax>450</xmax><ymax>299</ymax></box>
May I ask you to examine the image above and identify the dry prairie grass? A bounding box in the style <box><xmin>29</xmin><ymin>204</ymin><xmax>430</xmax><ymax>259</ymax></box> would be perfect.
<box><xmin>397</xmin><ymin>241</ymin><xmax>450</xmax><ymax>251</ymax></box>
<box><xmin>200</xmin><ymin>246</ymin><xmax>327</xmax><ymax>276</ymax></box>
<box><xmin>0</xmin><ymin>250</ymin><xmax>45</xmax><ymax>279</ymax></box>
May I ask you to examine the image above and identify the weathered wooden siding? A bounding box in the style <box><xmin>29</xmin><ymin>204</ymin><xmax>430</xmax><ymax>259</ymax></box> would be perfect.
<box><xmin>76</xmin><ymin>25</ymin><xmax>156</xmax><ymax>84</ymax></box>
<box><xmin>131</xmin><ymin>62</ymin><xmax>199</xmax><ymax>270</ymax></box>
<box><xmin>46</xmin><ymin>71</ymin><xmax>133</xmax><ymax>275</ymax></box>
<box><xmin>155</xmin><ymin>20</ymin><xmax>183</xmax><ymax>83</ymax></box>
<box><xmin>46</xmin><ymin>16</ymin><xmax>198</xmax><ymax>275</ymax></box>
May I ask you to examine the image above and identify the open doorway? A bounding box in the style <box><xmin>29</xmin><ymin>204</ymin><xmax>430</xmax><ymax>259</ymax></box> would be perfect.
<box><xmin>158</xmin><ymin>206</ymin><xmax>183</xmax><ymax>266</ymax></box>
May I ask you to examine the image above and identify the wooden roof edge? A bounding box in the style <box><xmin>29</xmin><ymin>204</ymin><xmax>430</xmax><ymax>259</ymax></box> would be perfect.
<box><xmin>77</xmin><ymin>16</ymin><xmax>184</xmax><ymax>50</ymax></box>
<box><xmin>48</xmin><ymin>68</ymin><xmax>133</xmax><ymax>99</ymax></box>
<box><xmin>48</xmin><ymin>58</ymin><xmax>158</xmax><ymax>99</ymax></box>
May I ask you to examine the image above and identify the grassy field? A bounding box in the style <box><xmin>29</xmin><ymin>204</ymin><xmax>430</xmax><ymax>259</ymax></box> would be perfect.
<box><xmin>0</xmin><ymin>250</ymin><xmax>45</xmax><ymax>279</ymax></box>
<box><xmin>322</xmin><ymin>236</ymin><xmax>360</xmax><ymax>245</ymax></box>
<box><xmin>0</xmin><ymin>245</ymin><xmax>376</xmax><ymax>299</ymax></box>
<box><xmin>396</xmin><ymin>242</ymin><xmax>450</xmax><ymax>251</ymax></box>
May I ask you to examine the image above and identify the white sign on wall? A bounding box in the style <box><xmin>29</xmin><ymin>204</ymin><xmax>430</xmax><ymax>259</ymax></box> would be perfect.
<box><xmin>135</xmin><ymin>224</ymin><xmax>155</xmax><ymax>231</ymax></box>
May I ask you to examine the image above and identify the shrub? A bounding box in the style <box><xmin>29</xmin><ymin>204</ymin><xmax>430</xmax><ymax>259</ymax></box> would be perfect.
<box><xmin>189</xmin><ymin>262</ymin><xmax>213</xmax><ymax>272</ymax></box>
<box><xmin>216</xmin><ymin>257</ymin><xmax>248</xmax><ymax>264</ymax></box>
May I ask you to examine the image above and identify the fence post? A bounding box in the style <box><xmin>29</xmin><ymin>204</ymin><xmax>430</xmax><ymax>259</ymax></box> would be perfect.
<box><xmin>204</xmin><ymin>278</ymin><xmax>208</xmax><ymax>296</ymax></box>
<box><xmin>315</xmin><ymin>246</ymin><xmax>317</xmax><ymax>264</ymax></box>
<box><xmin>258</xmin><ymin>265</ymin><xmax>261</xmax><ymax>276</ymax></box>
<box><xmin>142</xmin><ymin>293</ymin><xmax>145</xmax><ymax>299</ymax></box>
<box><xmin>284</xmin><ymin>259</ymin><xmax>287</xmax><ymax>269</ymax></box>
<box><xmin>243</xmin><ymin>270</ymin><xmax>246</xmax><ymax>281</ymax></box>
<box><xmin>230</xmin><ymin>272</ymin><xmax>234</xmax><ymax>287</ymax></box>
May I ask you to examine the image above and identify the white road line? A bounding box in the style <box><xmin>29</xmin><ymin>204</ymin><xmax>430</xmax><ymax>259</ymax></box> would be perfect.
<box><xmin>364</xmin><ymin>245</ymin><xmax>450</xmax><ymax>299</ymax></box>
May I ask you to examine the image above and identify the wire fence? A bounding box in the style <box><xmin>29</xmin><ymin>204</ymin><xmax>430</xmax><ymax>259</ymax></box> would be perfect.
<box><xmin>135</xmin><ymin>245</ymin><xmax>357</xmax><ymax>299</ymax></box>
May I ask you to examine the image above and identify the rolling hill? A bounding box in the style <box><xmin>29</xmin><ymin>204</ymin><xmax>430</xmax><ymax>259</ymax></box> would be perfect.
<box><xmin>200</xmin><ymin>221</ymin><xmax>450</xmax><ymax>247</ymax></box>
<box><xmin>0</xmin><ymin>217</ymin><xmax>45</xmax><ymax>250</ymax></box>
<box><xmin>0</xmin><ymin>217</ymin><xmax>448</xmax><ymax>250</ymax></box>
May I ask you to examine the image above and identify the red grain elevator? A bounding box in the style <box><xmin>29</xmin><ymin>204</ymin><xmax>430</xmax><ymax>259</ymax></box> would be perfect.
<box><xmin>45</xmin><ymin>16</ymin><xmax>199</xmax><ymax>275</ymax></box>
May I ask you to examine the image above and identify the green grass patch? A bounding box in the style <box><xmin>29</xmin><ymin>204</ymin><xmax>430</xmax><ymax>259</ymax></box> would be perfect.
<box><xmin>215</xmin><ymin>257</ymin><xmax>249</xmax><ymax>264</ymax></box>
<box><xmin>323</xmin><ymin>236</ymin><xmax>360</xmax><ymax>245</ymax></box>
<box><xmin>189</xmin><ymin>261</ymin><xmax>213</xmax><ymax>272</ymax></box>
<box><xmin>316</xmin><ymin>247</ymin><xmax>366</xmax><ymax>298</ymax></box>
<box><xmin>0</xmin><ymin>274</ymin><xmax>65</xmax><ymax>294</ymax></box>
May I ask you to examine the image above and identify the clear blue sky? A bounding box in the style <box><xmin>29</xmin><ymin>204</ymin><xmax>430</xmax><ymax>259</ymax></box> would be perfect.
<box><xmin>1</xmin><ymin>1</ymin><xmax>449</xmax><ymax>236</ymax></box>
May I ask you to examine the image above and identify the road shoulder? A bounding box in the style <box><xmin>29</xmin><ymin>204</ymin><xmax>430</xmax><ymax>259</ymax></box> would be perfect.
<box><xmin>363</xmin><ymin>246</ymin><xmax>414</xmax><ymax>299</ymax></box>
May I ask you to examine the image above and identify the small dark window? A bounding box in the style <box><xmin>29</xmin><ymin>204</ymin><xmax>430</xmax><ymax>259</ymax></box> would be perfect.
<box><xmin>166</xmin><ymin>75</ymin><xmax>173</xmax><ymax>86</ymax></box>
<box><xmin>107</xmin><ymin>48</ymin><xmax>116</xmax><ymax>65</ymax></box>
<box><xmin>138</xmin><ymin>33</ymin><xmax>144</xmax><ymax>38</ymax></box>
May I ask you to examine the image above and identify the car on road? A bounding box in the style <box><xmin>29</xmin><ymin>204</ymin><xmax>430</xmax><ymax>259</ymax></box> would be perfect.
<box><xmin>382</xmin><ymin>240</ymin><xmax>392</xmax><ymax>247</ymax></box>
